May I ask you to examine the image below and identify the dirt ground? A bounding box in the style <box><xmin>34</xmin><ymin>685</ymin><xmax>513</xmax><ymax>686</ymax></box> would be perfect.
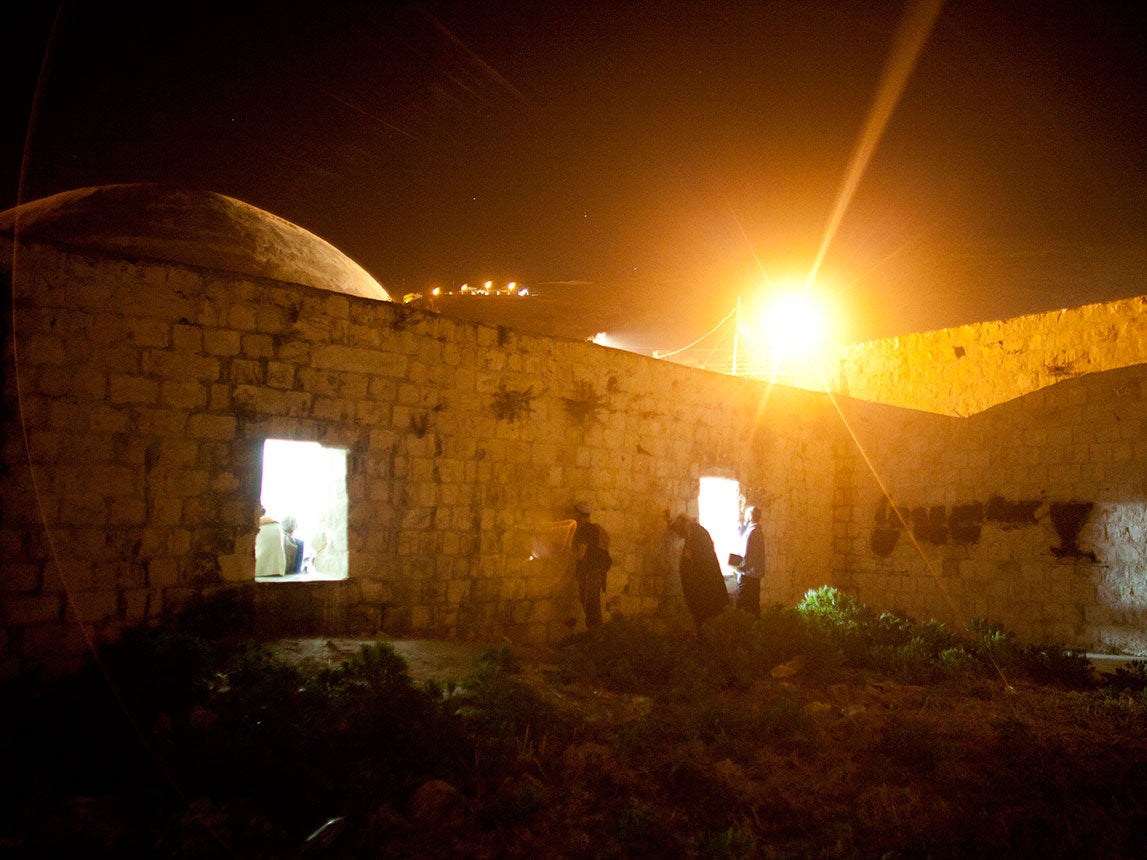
<box><xmin>267</xmin><ymin>636</ymin><xmax>1140</xmax><ymax>683</ymax></box>
<box><xmin>266</xmin><ymin>637</ymin><xmax>540</xmax><ymax>683</ymax></box>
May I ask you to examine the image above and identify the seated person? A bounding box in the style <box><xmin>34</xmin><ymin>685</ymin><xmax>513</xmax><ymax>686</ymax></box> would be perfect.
<box><xmin>255</xmin><ymin>507</ymin><xmax>286</xmax><ymax>577</ymax></box>
<box><xmin>281</xmin><ymin>515</ymin><xmax>304</xmax><ymax>574</ymax></box>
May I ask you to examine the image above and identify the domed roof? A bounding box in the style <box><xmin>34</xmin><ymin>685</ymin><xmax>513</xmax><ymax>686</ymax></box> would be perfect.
<box><xmin>0</xmin><ymin>184</ymin><xmax>391</xmax><ymax>301</ymax></box>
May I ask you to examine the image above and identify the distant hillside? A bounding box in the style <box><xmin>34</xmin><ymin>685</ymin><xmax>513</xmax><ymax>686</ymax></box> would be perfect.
<box><xmin>408</xmin><ymin>287</ymin><xmax>619</xmax><ymax>343</ymax></box>
<box><xmin>405</xmin><ymin>281</ymin><xmax>721</xmax><ymax>359</ymax></box>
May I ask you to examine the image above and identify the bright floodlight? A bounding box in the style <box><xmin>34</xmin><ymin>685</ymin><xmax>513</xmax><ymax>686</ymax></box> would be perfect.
<box><xmin>761</xmin><ymin>290</ymin><xmax>830</xmax><ymax>361</ymax></box>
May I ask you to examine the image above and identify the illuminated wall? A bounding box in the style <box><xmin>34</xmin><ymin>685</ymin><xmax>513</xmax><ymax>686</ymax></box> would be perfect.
<box><xmin>0</xmin><ymin>220</ymin><xmax>838</xmax><ymax>676</ymax></box>
<box><xmin>5</xmin><ymin>188</ymin><xmax>1146</xmax><ymax>678</ymax></box>
<box><xmin>831</xmin><ymin>362</ymin><xmax>1147</xmax><ymax>652</ymax></box>
<box><xmin>831</xmin><ymin>295</ymin><xmax>1147</xmax><ymax>417</ymax></box>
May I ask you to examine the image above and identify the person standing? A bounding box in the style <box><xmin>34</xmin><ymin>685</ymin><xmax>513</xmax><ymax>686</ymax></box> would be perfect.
<box><xmin>670</xmin><ymin>514</ymin><xmax>729</xmax><ymax>631</ymax></box>
<box><xmin>255</xmin><ymin>506</ymin><xmax>286</xmax><ymax>578</ymax></box>
<box><xmin>572</xmin><ymin>502</ymin><xmax>611</xmax><ymax>629</ymax></box>
<box><xmin>735</xmin><ymin>505</ymin><xmax>765</xmax><ymax>617</ymax></box>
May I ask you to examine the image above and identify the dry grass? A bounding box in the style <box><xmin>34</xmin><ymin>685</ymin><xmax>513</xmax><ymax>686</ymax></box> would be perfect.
<box><xmin>4</xmin><ymin>598</ymin><xmax>1147</xmax><ymax>857</ymax></box>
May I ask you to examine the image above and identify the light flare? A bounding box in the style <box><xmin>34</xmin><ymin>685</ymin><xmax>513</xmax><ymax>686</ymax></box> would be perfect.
<box><xmin>807</xmin><ymin>0</ymin><xmax>945</xmax><ymax>288</ymax></box>
<box><xmin>760</xmin><ymin>289</ymin><xmax>833</xmax><ymax>362</ymax></box>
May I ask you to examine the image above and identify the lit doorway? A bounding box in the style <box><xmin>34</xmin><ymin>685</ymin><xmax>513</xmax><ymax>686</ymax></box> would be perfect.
<box><xmin>698</xmin><ymin>476</ymin><xmax>743</xmax><ymax>578</ymax></box>
<box><xmin>257</xmin><ymin>439</ymin><xmax>349</xmax><ymax>581</ymax></box>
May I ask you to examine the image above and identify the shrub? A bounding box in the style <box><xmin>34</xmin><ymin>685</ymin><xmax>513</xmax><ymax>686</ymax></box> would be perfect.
<box><xmin>98</xmin><ymin>626</ymin><xmax>216</xmax><ymax>722</ymax></box>
<box><xmin>454</xmin><ymin>645</ymin><xmax>575</xmax><ymax>762</ymax></box>
<box><xmin>968</xmin><ymin>617</ymin><xmax>1096</xmax><ymax>689</ymax></box>
<box><xmin>1109</xmin><ymin>660</ymin><xmax>1147</xmax><ymax>693</ymax></box>
<box><xmin>557</xmin><ymin>615</ymin><xmax>696</xmax><ymax>692</ymax></box>
<box><xmin>797</xmin><ymin>586</ymin><xmax>867</xmax><ymax>631</ymax></box>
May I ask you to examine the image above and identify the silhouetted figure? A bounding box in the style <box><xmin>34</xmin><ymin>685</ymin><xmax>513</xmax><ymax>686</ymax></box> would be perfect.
<box><xmin>572</xmin><ymin>501</ymin><xmax>611</xmax><ymax>629</ymax></box>
<box><xmin>735</xmin><ymin>505</ymin><xmax>765</xmax><ymax>617</ymax></box>
<box><xmin>670</xmin><ymin>514</ymin><xmax>728</xmax><ymax>631</ymax></box>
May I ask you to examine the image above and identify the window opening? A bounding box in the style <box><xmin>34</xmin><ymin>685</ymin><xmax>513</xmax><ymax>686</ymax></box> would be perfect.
<box><xmin>256</xmin><ymin>438</ymin><xmax>348</xmax><ymax>581</ymax></box>
<box><xmin>698</xmin><ymin>476</ymin><xmax>743</xmax><ymax>576</ymax></box>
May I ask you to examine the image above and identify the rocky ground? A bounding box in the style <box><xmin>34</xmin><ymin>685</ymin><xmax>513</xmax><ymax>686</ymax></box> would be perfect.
<box><xmin>6</xmin><ymin>624</ymin><xmax>1147</xmax><ymax>858</ymax></box>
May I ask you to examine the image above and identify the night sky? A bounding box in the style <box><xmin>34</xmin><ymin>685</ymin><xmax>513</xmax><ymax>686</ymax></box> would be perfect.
<box><xmin>7</xmin><ymin>0</ymin><xmax>1147</xmax><ymax>349</ymax></box>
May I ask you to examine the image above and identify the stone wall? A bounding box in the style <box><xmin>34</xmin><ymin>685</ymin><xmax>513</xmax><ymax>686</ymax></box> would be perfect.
<box><xmin>1</xmin><ymin>241</ymin><xmax>840</xmax><ymax>677</ymax></box>
<box><xmin>831</xmin><ymin>362</ymin><xmax>1147</xmax><ymax>652</ymax></box>
<box><xmin>832</xmin><ymin>295</ymin><xmax>1147</xmax><ymax>416</ymax></box>
<box><xmin>6</xmin><ymin>220</ymin><xmax>1147</xmax><ymax>677</ymax></box>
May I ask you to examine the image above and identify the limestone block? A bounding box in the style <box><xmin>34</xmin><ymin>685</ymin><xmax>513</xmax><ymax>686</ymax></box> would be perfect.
<box><xmin>346</xmin><ymin>610</ymin><xmax>383</xmax><ymax>637</ymax></box>
<box><xmin>215</xmin><ymin>299</ymin><xmax>255</xmax><ymax>330</ymax></box>
<box><xmin>396</xmin><ymin>529</ymin><xmax>424</xmax><ymax>557</ymax></box>
<box><xmin>170</xmin><ymin>323</ymin><xmax>202</xmax><ymax>352</ymax></box>
<box><xmin>333</xmin><ymin>379</ymin><xmax>377</xmax><ymax>415</ymax></box>
<box><xmin>232</xmin><ymin>335</ymin><xmax>273</xmax><ymax>362</ymax></box>
<box><xmin>142</xmin><ymin>350</ymin><xmax>221</xmax><ymax>381</ymax></box>
<box><xmin>21</xmin><ymin>334</ymin><xmax>68</xmax><ymax>367</ymax></box>
<box><xmin>313</xmin><ymin>397</ymin><xmax>354</xmax><ymax>423</ymax></box>
<box><xmin>357</xmin><ymin>372</ymin><xmax>401</xmax><ymax>406</ymax></box>
<box><xmin>205</xmin><ymin>384</ymin><xmax>230</xmax><ymax>411</ymax></box>
<box><xmin>109</xmin><ymin>374</ymin><xmax>159</xmax><ymax>405</ymax></box>
<box><xmin>168</xmin><ymin>529</ymin><xmax>192</xmax><ymax>557</ymax></box>
<box><xmin>255</xmin><ymin>305</ymin><xmax>291</xmax><ymax>334</ymax></box>
<box><xmin>20</xmin><ymin>621</ymin><xmax>89</xmax><ymax>669</ymax></box>
<box><xmin>347</xmin><ymin>323</ymin><xmax>382</xmax><ymax>349</ymax></box>
<box><xmin>320</xmin><ymin>294</ymin><xmax>351</xmax><ymax>320</ymax></box>
<box><xmin>347</xmin><ymin>580</ymin><xmax>385</xmax><ymax>607</ymax></box>
<box><xmin>193</xmin><ymin>328</ymin><xmax>238</xmax><ymax>359</ymax></box>
<box><xmin>356</xmin><ymin>399</ymin><xmax>393</xmax><ymax>427</ymax></box>
<box><xmin>6</xmin><ymin>593</ymin><xmax>63</xmax><ymax>625</ymax></box>
<box><xmin>147</xmin><ymin>557</ymin><xmax>179</xmax><ymax>588</ymax></box>
<box><xmin>230</xmin><ymin>357</ymin><xmax>263</xmax><ymax>382</ymax></box>
<box><xmin>232</xmin><ymin>385</ymin><xmax>313</xmax><ymax>417</ymax></box>
<box><xmin>441</xmin><ymin>341</ymin><xmax>463</xmax><ymax>367</ymax></box>
<box><xmin>122</xmin><ymin>588</ymin><xmax>153</xmax><ymax>624</ymax></box>
<box><xmin>450</xmin><ymin>506</ymin><xmax>478</xmax><ymax>531</ymax></box>
<box><xmin>324</xmin><ymin>317</ymin><xmax>355</xmax><ymax>346</ymax></box>
<box><xmin>217</xmin><ymin>553</ymin><xmax>249</xmax><ymax>583</ymax></box>
<box><xmin>313</xmin><ymin>343</ymin><xmax>405</xmax><ymax>377</ymax></box>
<box><xmin>108</xmin><ymin>498</ymin><xmax>147</xmax><ymax>526</ymax></box>
<box><xmin>187</xmin><ymin>414</ymin><xmax>237</xmax><ymax>440</ymax></box>
<box><xmin>397</xmin><ymin>382</ymin><xmax>423</xmax><ymax>407</ymax></box>
<box><xmin>0</xmin><ymin>562</ymin><xmax>42</xmax><ymax>595</ymax></box>
<box><xmin>410</xmin><ymin>604</ymin><xmax>433</xmax><ymax>630</ymax></box>
<box><xmin>161</xmin><ymin>380</ymin><xmax>208</xmax><ymax>410</ymax></box>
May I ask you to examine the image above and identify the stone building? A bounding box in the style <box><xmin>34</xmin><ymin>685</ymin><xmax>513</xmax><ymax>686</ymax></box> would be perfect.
<box><xmin>2</xmin><ymin>183</ymin><xmax>1146</xmax><ymax>677</ymax></box>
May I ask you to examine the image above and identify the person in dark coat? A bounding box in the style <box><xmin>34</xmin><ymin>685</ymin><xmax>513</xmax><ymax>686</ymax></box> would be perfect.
<box><xmin>670</xmin><ymin>514</ymin><xmax>729</xmax><ymax>631</ymax></box>
<box><xmin>572</xmin><ymin>501</ymin><xmax>610</xmax><ymax>628</ymax></box>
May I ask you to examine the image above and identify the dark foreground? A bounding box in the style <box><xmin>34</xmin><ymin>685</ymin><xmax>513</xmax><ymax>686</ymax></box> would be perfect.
<box><xmin>4</xmin><ymin>592</ymin><xmax>1147</xmax><ymax>858</ymax></box>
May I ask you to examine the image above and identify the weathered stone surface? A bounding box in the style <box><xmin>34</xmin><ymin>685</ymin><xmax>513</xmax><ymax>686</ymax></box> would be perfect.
<box><xmin>5</xmin><ymin>187</ymin><xmax>1147</xmax><ymax>679</ymax></box>
<box><xmin>0</xmin><ymin>184</ymin><xmax>391</xmax><ymax>302</ymax></box>
<box><xmin>831</xmin><ymin>295</ymin><xmax>1147</xmax><ymax>417</ymax></box>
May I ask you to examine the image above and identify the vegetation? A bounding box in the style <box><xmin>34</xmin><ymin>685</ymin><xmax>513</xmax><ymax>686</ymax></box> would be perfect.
<box><xmin>3</xmin><ymin>586</ymin><xmax>1147</xmax><ymax>857</ymax></box>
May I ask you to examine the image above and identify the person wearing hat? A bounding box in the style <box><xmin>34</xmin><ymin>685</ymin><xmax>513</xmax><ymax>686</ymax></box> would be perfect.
<box><xmin>572</xmin><ymin>501</ymin><xmax>611</xmax><ymax>628</ymax></box>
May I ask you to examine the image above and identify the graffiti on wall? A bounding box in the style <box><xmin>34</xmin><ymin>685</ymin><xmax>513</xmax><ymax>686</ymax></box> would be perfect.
<box><xmin>871</xmin><ymin>496</ymin><xmax>1096</xmax><ymax>560</ymax></box>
